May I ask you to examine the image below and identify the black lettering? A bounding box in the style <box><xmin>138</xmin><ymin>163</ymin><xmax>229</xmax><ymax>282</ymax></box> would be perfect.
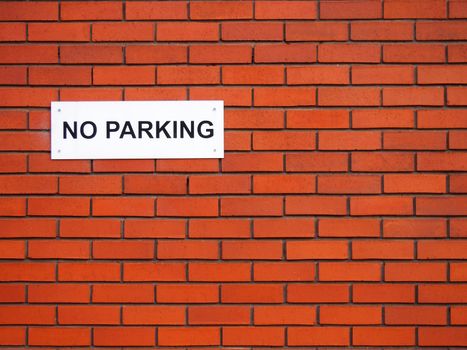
<box><xmin>63</xmin><ymin>121</ymin><xmax>77</xmax><ymax>139</ymax></box>
<box><xmin>120</xmin><ymin>121</ymin><xmax>136</xmax><ymax>139</ymax></box>
<box><xmin>198</xmin><ymin>120</ymin><xmax>214</xmax><ymax>138</ymax></box>
<box><xmin>138</xmin><ymin>121</ymin><xmax>153</xmax><ymax>138</ymax></box>
<box><xmin>181</xmin><ymin>120</ymin><xmax>195</xmax><ymax>138</ymax></box>
<box><xmin>80</xmin><ymin>121</ymin><xmax>97</xmax><ymax>139</ymax></box>
<box><xmin>156</xmin><ymin>120</ymin><xmax>171</xmax><ymax>138</ymax></box>
<box><xmin>106</xmin><ymin>121</ymin><xmax>120</xmax><ymax>139</ymax></box>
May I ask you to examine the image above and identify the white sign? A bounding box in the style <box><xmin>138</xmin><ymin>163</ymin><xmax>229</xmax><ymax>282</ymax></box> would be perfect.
<box><xmin>51</xmin><ymin>101</ymin><xmax>224</xmax><ymax>159</ymax></box>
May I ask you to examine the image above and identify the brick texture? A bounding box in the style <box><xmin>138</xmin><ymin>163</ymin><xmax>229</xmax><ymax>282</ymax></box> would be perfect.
<box><xmin>0</xmin><ymin>0</ymin><xmax>465</xmax><ymax>348</ymax></box>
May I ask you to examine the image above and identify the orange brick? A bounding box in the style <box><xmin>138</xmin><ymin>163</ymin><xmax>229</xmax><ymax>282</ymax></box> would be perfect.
<box><xmin>191</xmin><ymin>1</ymin><xmax>252</xmax><ymax>20</ymax></box>
<box><xmin>0</xmin><ymin>45</ymin><xmax>58</xmax><ymax>64</ymax></box>
<box><xmin>319</xmin><ymin>44</ymin><xmax>380</xmax><ymax>63</ymax></box>
<box><xmin>321</xmin><ymin>0</ymin><xmax>381</xmax><ymax>19</ymax></box>
<box><xmin>94</xmin><ymin>160</ymin><xmax>155</xmax><ymax>173</ymax></box>
<box><xmin>222</xmin><ymin>22</ymin><xmax>283</xmax><ymax>41</ymax></box>
<box><xmin>0</xmin><ymin>219</ymin><xmax>56</xmax><ymax>238</ymax></box>
<box><xmin>383</xmin><ymin>218</ymin><xmax>446</xmax><ymax>238</ymax></box>
<box><xmin>384</xmin><ymin>87</ymin><xmax>446</xmax><ymax>105</ymax></box>
<box><xmin>93</xmin><ymin>284</ymin><xmax>154</xmax><ymax>303</ymax></box>
<box><xmin>0</xmin><ymin>88</ymin><xmax>57</xmax><ymax>108</ymax></box>
<box><xmin>0</xmin><ymin>327</ymin><xmax>25</xmax><ymax>345</ymax></box>
<box><xmin>287</xmin><ymin>241</ymin><xmax>348</xmax><ymax>260</ymax></box>
<box><xmin>223</xmin><ymin>241</ymin><xmax>283</xmax><ymax>260</ymax></box>
<box><xmin>189</xmin><ymin>306</ymin><xmax>250</xmax><ymax>325</ymax></box>
<box><xmin>353</xmin><ymin>327</ymin><xmax>415</xmax><ymax>346</ymax></box>
<box><xmin>61</xmin><ymin>218</ymin><xmax>120</xmax><ymax>238</ymax></box>
<box><xmin>351</xmin><ymin>21</ymin><xmax>413</xmax><ymax>40</ymax></box>
<box><xmin>286</xmin><ymin>196</ymin><xmax>346</xmax><ymax>215</ymax></box>
<box><xmin>223</xmin><ymin>326</ymin><xmax>284</xmax><ymax>346</ymax></box>
<box><xmin>29</xmin><ymin>197</ymin><xmax>90</xmax><ymax>217</ymax></box>
<box><xmin>255</xmin><ymin>44</ymin><xmax>316</xmax><ymax>63</ymax></box>
<box><xmin>189</xmin><ymin>219</ymin><xmax>250</xmax><ymax>239</ymax></box>
<box><xmin>320</xmin><ymin>262</ymin><xmax>381</xmax><ymax>281</ymax></box>
<box><xmin>452</xmin><ymin>263</ymin><xmax>467</xmax><ymax>281</ymax></box>
<box><xmin>29</xmin><ymin>240</ymin><xmax>89</xmax><ymax>259</ymax></box>
<box><xmin>253</xmin><ymin>131</ymin><xmax>315</xmax><ymax>151</ymax></box>
<box><xmin>351</xmin><ymin>196</ymin><xmax>413</xmax><ymax>216</ymax></box>
<box><xmin>318</xmin><ymin>175</ymin><xmax>381</xmax><ymax>194</ymax></box>
<box><xmin>159</xmin><ymin>327</ymin><xmax>220</xmax><ymax>347</ymax></box>
<box><xmin>189</xmin><ymin>263</ymin><xmax>250</xmax><ymax>282</ymax></box>
<box><xmin>158</xmin><ymin>66</ymin><xmax>219</xmax><ymax>85</ymax></box>
<box><xmin>417</xmin><ymin>197</ymin><xmax>467</xmax><ymax>216</ymax></box>
<box><xmin>29</xmin><ymin>328</ymin><xmax>90</xmax><ymax>346</ymax></box>
<box><xmin>0</xmin><ymin>285</ymin><xmax>25</xmax><ymax>302</ymax></box>
<box><xmin>451</xmin><ymin>306</ymin><xmax>467</xmax><ymax>324</ymax></box>
<box><xmin>93</xmin><ymin>241</ymin><xmax>154</xmax><ymax>259</ymax></box>
<box><xmin>158</xmin><ymin>240</ymin><xmax>218</xmax><ymax>260</ymax></box>
<box><xmin>190</xmin><ymin>87</ymin><xmax>252</xmax><ymax>107</ymax></box>
<box><xmin>0</xmin><ymin>305</ymin><xmax>54</xmax><ymax>324</ymax></box>
<box><xmin>319</xmin><ymin>218</ymin><xmax>380</xmax><ymax>238</ymax></box>
<box><xmin>320</xmin><ymin>305</ymin><xmax>382</xmax><ymax>325</ymax></box>
<box><xmin>157</xmin><ymin>159</ymin><xmax>218</xmax><ymax>172</ymax></box>
<box><xmin>418</xmin><ymin>240</ymin><xmax>467</xmax><ymax>259</ymax></box>
<box><xmin>190</xmin><ymin>45</ymin><xmax>251</xmax><ymax>64</ymax></box>
<box><xmin>417</xmin><ymin>20</ymin><xmax>467</xmax><ymax>40</ymax></box>
<box><xmin>256</xmin><ymin>1</ymin><xmax>316</xmax><ymax>19</ymax></box>
<box><xmin>419</xmin><ymin>327</ymin><xmax>467</xmax><ymax>346</ymax></box>
<box><xmin>92</xmin><ymin>22</ymin><xmax>154</xmax><ymax>41</ymax></box>
<box><xmin>450</xmin><ymin>131</ymin><xmax>467</xmax><ymax>149</ymax></box>
<box><xmin>287</xmin><ymin>110</ymin><xmax>349</xmax><ymax>129</ymax></box>
<box><xmin>419</xmin><ymin>65</ymin><xmax>467</xmax><ymax>84</ymax></box>
<box><xmin>94</xmin><ymin>327</ymin><xmax>155</xmax><ymax>347</ymax></box>
<box><xmin>254</xmin><ymin>305</ymin><xmax>315</xmax><ymax>325</ymax></box>
<box><xmin>58</xmin><ymin>305</ymin><xmax>120</xmax><ymax>325</ymax></box>
<box><xmin>125</xmin><ymin>219</ymin><xmax>184</xmax><ymax>239</ymax></box>
<box><xmin>61</xmin><ymin>45</ymin><xmax>123</xmax><ymax>64</ymax></box>
<box><xmin>158</xmin><ymin>284</ymin><xmax>219</xmax><ymax>303</ymax></box>
<box><xmin>353</xmin><ymin>109</ymin><xmax>414</xmax><ymax>128</ymax></box>
<box><xmin>0</xmin><ymin>23</ymin><xmax>25</xmax><ymax>41</ymax></box>
<box><xmin>384</xmin><ymin>44</ymin><xmax>445</xmax><ymax>62</ymax></box>
<box><xmin>385</xmin><ymin>306</ymin><xmax>446</xmax><ymax>325</ymax></box>
<box><xmin>386</xmin><ymin>262</ymin><xmax>446</xmax><ymax>281</ymax></box>
<box><xmin>60</xmin><ymin>175</ymin><xmax>121</xmax><ymax>194</ymax></box>
<box><xmin>93</xmin><ymin>197</ymin><xmax>154</xmax><ymax>217</ymax></box>
<box><xmin>353</xmin><ymin>152</ymin><xmax>414</xmax><ymax>172</ymax></box>
<box><xmin>125</xmin><ymin>87</ymin><xmax>186</xmax><ymax>101</ymax></box>
<box><xmin>0</xmin><ymin>175</ymin><xmax>57</xmax><ymax>194</ymax></box>
<box><xmin>353</xmin><ymin>65</ymin><xmax>414</xmax><ymax>84</ymax></box>
<box><xmin>318</xmin><ymin>88</ymin><xmax>380</xmax><ymax>106</ymax></box>
<box><xmin>61</xmin><ymin>1</ymin><xmax>122</xmax><ymax>20</ymax></box>
<box><xmin>288</xmin><ymin>66</ymin><xmax>349</xmax><ymax>85</ymax></box>
<box><xmin>253</xmin><ymin>174</ymin><xmax>315</xmax><ymax>194</ymax></box>
<box><xmin>451</xmin><ymin>174</ymin><xmax>467</xmax><ymax>193</ymax></box>
<box><xmin>287</xmin><ymin>153</ymin><xmax>348</xmax><ymax>172</ymax></box>
<box><xmin>0</xmin><ymin>1</ymin><xmax>58</xmax><ymax>21</ymax></box>
<box><xmin>221</xmin><ymin>197</ymin><xmax>282</xmax><ymax>217</ymax></box>
<box><xmin>29</xmin><ymin>23</ymin><xmax>89</xmax><ymax>42</ymax></box>
<box><xmin>319</xmin><ymin>131</ymin><xmax>381</xmax><ymax>150</ymax></box>
<box><xmin>0</xmin><ymin>197</ymin><xmax>25</xmax><ymax>216</ymax></box>
<box><xmin>124</xmin><ymin>175</ymin><xmax>185</xmax><ymax>194</ymax></box>
<box><xmin>419</xmin><ymin>284</ymin><xmax>467</xmax><ymax>303</ymax></box>
<box><xmin>448</xmin><ymin>86</ymin><xmax>467</xmax><ymax>105</ymax></box>
<box><xmin>450</xmin><ymin>0</ymin><xmax>467</xmax><ymax>18</ymax></box>
<box><xmin>352</xmin><ymin>240</ymin><xmax>414</xmax><ymax>259</ymax></box>
<box><xmin>451</xmin><ymin>219</ymin><xmax>467</xmax><ymax>238</ymax></box>
<box><xmin>123</xmin><ymin>306</ymin><xmax>185</xmax><ymax>325</ymax></box>
<box><xmin>222</xmin><ymin>284</ymin><xmax>283</xmax><ymax>303</ymax></box>
<box><xmin>158</xmin><ymin>22</ymin><xmax>219</xmax><ymax>42</ymax></box>
<box><xmin>254</xmin><ymin>262</ymin><xmax>315</xmax><ymax>281</ymax></box>
<box><xmin>94</xmin><ymin>66</ymin><xmax>155</xmax><ymax>85</ymax></box>
<box><xmin>254</xmin><ymin>87</ymin><xmax>316</xmax><ymax>107</ymax></box>
<box><xmin>0</xmin><ymin>263</ymin><xmax>55</xmax><ymax>281</ymax></box>
<box><xmin>124</xmin><ymin>262</ymin><xmax>185</xmax><ymax>282</ymax></box>
<box><xmin>29</xmin><ymin>284</ymin><xmax>90</xmax><ymax>303</ymax></box>
<box><xmin>58</xmin><ymin>262</ymin><xmax>120</xmax><ymax>282</ymax></box>
<box><xmin>0</xmin><ymin>154</ymin><xmax>26</xmax><ymax>173</ymax></box>
<box><xmin>384</xmin><ymin>174</ymin><xmax>446</xmax><ymax>193</ymax></box>
<box><xmin>223</xmin><ymin>153</ymin><xmax>283</xmax><ymax>172</ymax></box>
<box><xmin>288</xmin><ymin>284</ymin><xmax>349</xmax><ymax>303</ymax></box>
<box><xmin>0</xmin><ymin>66</ymin><xmax>27</xmax><ymax>85</ymax></box>
<box><xmin>385</xmin><ymin>0</ymin><xmax>446</xmax><ymax>19</ymax></box>
<box><xmin>190</xmin><ymin>175</ymin><xmax>250</xmax><ymax>194</ymax></box>
<box><xmin>288</xmin><ymin>327</ymin><xmax>350</xmax><ymax>346</ymax></box>
<box><xmin>0</xmin><ymin>111</ymin><xmax>27</xmax><ymax>129</ymax></box>
<box><xmin>286</xmin><ymin>22</ymin><xmax>348</xmax><ymax>41</ymax></box>
<box><xmin>126</xmin><ymin>1</ymin><xmax>187</xmax><ymax>20</ymax></box>
<box><xmin>223</xmin><ymin>66</ymin><xmax>284</xmax><ymax>85</ymax></box>
<box><xmin>353</xmin><ymin>284</ymin><xmax>415</xmax><ymax>303</ymax></box>
<box><xmin>158</xmin><ymin>197</ymin><xmax>218</xmax><ymax>217</ymax></box>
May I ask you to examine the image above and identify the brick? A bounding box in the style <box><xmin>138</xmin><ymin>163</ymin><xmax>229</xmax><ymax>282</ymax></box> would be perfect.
<box><xmin>288</xmin><ymin>284</ymin><xmax>349</xmax><ymax>303</ymax></box>
<box><xmin>0</xmin><ymin>305</ymin><xmax>55</xmax><ymax>325</ymax></box>
<box><xmin>29</xmin><ymin>23</ymin><xmax>90</xmax><ymax>42</ymax></box>
<box><xmin>450</xmin><ymin>0</ymin><xmax>467</xmax><ymax>18</ymax></box>
<box><xmin>0</xmin><ymin>23</ymin><xmax>25</xmax><ymax>41</ymax></box>
<box><xmin>29</xmin><ymin>284</ymin><xmax>90</xmax><ymax>303</ymax></box>
<box><xmin>452</xmin><ymin>263</ymin><xmax>467</xmax><ymax>281</ymax></box>
<box><xmin>286</xmin><ymin>196</ymin><xmax>346</xmax><ymax>215</ymax></box>
<box><xmin>222</xmin><ymin>284</ymin><xmax>283</xmax><ymax>303</ymax></box>
<box><xmin>0</xmin><ymin>45</ymin><xmax>58</xmax><ymax>64</ymax></box>
<box><xmin>448</xmin><ymin>44</ymin><xmax>467</xmax><ymax>62</ymax></box>
<box><xmin>191</xmin><ymin>1</ymin><xmax>252</xmax><ymax>20</ymax></box>
<box><xmin>29</xmin><ymin>240</ymin><xmax>89</xmax><ymax>259</ymax></box>
<box><xmin>384</xmin><ymin>44</ymin><xmax>445</xmax><ymax>62</ymax></box>
<box><xmin>124</xmin><ymin>262</ymin><xmax>186</xmax><ymax>282</ymax></box>
<box><xmin>157</xmin><ymin>159</ymin><xmax>217</xmax><ymax>172</ymax></box>
<box><xmin>189</xmin><ymin>263</ymin><xmax>250</xmax><ymax>282</ymax></box>
<box><xmin>352</xmin><ymin>152</ymin><xmax>414</xmax><ymax>172</ymax></box>
<box><xmin>223</xmin><ymin>153</ymin><xmax>283</xmax><ymax>172</ymax></box>
<box><xmin>419</xmin><ymin>284</ymin><xmax>467</xmax><ymax>303</ymax></box>
<box><xmin>158</xmin><ymin>240</ymin><xmax>218</xmax><ymax>260</ymax></box>
<box><xmin>0</xmin><ymin>197</ymin><xmax>25</xmax><ymax>216</ymax></box>
<box><xmin>58</xmin><ymin>262</ymin><xmax>120</xmax><ymax>282</ymax></box>
<box><xmin>221</xmin><ymin>197</ymin><xmax>282</xmax><ymax>217</ymax></box>
<box><xmin>418</xmin><ymin>240</ymin><xmax>467</xmax><ymax>259</ymax></box>
<box><xmin>123</xmin><ymin>306</ymin><xmax>185</xmax><ymax>325</ymax></box>
<box><xmin>448</xmin><ymin>86</ymin><xmax>467</xmax><ymax>105</ymax></box>
<box><xmin>253</xmin><ymin>131</ymin><xmax>314</xmax><ymax>151</ymax></box>
<box><xmin>386</xmin><ymin>306</ymin><xmax>446</xmax><ymax>325</ymax></box>
<box><xmin>94</xmin><ymin>159</ymin><xmax>155</xmax><ymax>172</ymax></box>
<box><xmin>225</xmin><ymin>110</ymin><xmax>283</xmax><ymax>129</ymax></box>
<box><xmin>0</xmin><ymin>132</ymin><xmax>50</xmax><ymax>151</ymax></box>
<box><xmin>353</xmin><ymin>284</ymin><xmax>415</xmax><ymax>303</ymax></box>
<box><xmin>319</xmin><ymin>88</ymin><xmax>380</xmax><ymax>106</ymax></box>
<box><xmin>384</xmin><ymin>218</ymin><xmax>446</xmax><ymax>238</ymax></box>
<box><xmin>61</xmin><ymin>1</ymin><xmax>122</xmax><ymax>20</ymax></box>
<box><xmin>287</xmin><ymin>110</ymin><xmax>349</xmax><ymax>129</ymax></box>
<box><xmin>351</xmin><ymin>21</ymin><xmax>413</xmax><ymax>41</ymax></box>
<box><xmin>254</xmin><ymin>262</ymin><xmax>315</xmax><ymax>281</ymax></box>
<box><xmin>190</xmin><ymin>175</ymin><xmax>249</xmax><ymax>194</ymax></box>
<box><xmin>288</xmin><ymin>327</ymin><xmax>350</xmax><ymax>346</ymax></box>
<box><xmin>287</xmin><ymin>241</ymin><xmax>348</xmax><ymax>260</ymax></box>
<box><xmin>60</xmin><ymin>175</ymin><xmax>121</xmax><ymax>195</ymax></box>
<box><xmin>253</xmin><ymin>175</ymin><xmax>315</xmax><ymax>194</ymax></box>
<box><xmin>288</xmin><ymin>66</ymin><xmax>349</xmax><ymax>85</ymax></box>
<box><xmin>159</xmin><ymin>327</ymin><xmax>220</xmax><ymax>346</ymax></box>
<box><xmin>126</xmin><ymin>87</ymin><xmax>186</xmax><ymax>101</ymax></box>
<box><xmin>419</xmin><ymin>65</ymin><xmax>467</xmax><ymax>84</ymax></box>
<box><xmin>0</xmin><ymin>111</ymin><xmax>27</xmax><ymax>130</ymax></box>
<box><xmin>125</xmin><ymin>219</ymin><xmax>184</xmax><ymax>239</ymax></box>
<box><xmin>59</xmin><ymin>305</ymin><xmax>120</xmax><ymax>325</ymax></box>
<box><xmin>319</xmin><ymin>218</ymin><xmax>380</xmax><ymax>238</ymax></box>
<box><xmin>190</xmin><ymin>45</ymin><xmax>251</xmax><ymax>64</ymax></box>
<box><xmin>353</xmin><ymin>240</ymin><xmax>414</xmax><ymax>260</ymax></box>
<box><xmin>255</xmin><ymin>44</ymin><xmax>316</xmax><ymax>63</ymax></box>
<box><xmin>0</xmin><ymin>67</ymin><xmax>27</xmax><ymax>85</ymax></box>
<box><xmin>0</xmin><ymin>1</ymin><xmax>58</xmax><ymax>21</ymax></box>
<box><xmin>29</xmin><ymin>328</ymin><xmax>90</xmax><ymax>346</ymax></box>
<box><xmin>451</xmin><ymin>219</ymin><xmax>467</xmax><ymax>238</ymax></box>
<box><xmin>0</xmin><ymin>285</ymin><xmax>25</xmax><ymax>302</ymax></box>
<box><xmin>0</xmin><ymin>175</ymin><xmax>57</xmax><ymax>194</ymax></box>
<box><xmin>384</xmin><ymin>174</ymin><xmax>446</xmax><ymax>193</ymax></box>
<box><xmin>287</xmin><ymin>153</ymin><xmax>348</xmax><ymax>172</ymax></box>
<box><xmin>320</xmin><ymin>262</ymin><xmax>381</xmax><ymax>281</ymax></box>
<box><xmin>319</xmin><ymin>44</ymin><xmax>380</xmax><ymax>63</ymax></box>
<box><xmin>254</xmin><ymin>305</ymin><xmax>315</xmax><ymax>325</ymax></box>
<box><xmin>94</xmin><ymin>241</ymin><xmax>155</xmax><ymax>259</ymax></box>
<box><xmin>0</xmin><ymin>327</ymin><xmax>24</xmax><ymax>345</ymax></box>
<box><xmin>451</xmin><ymin>306</ymin><xmax>467</xmax><ymax>324</ymax></box>
<box><xmin>61</xmin><ymin>218</ymin><xmax>120</xmax><ymax>238</ymax></box>
<box><xmin>0</xmin><ymin>88</ymin><xmax>57</xmax><ymax>107</ymax></box>
<box><xmin>127</xmin><ymin>45</ymin><xmax>186</xmax><ymax>64</ymax></box>
<box><xmin>223</xmin><ymin>66</ymin><xmax>284</xmax><ymax>85</ymax></box>
<box><xmin>321</xmin><ymin>0</ymin><xmax>381</xmax><ymax>19</ymax></box>
<box><xmin>93</xmin><ymin>22</ymin><xmax>154</xmax><ymax>41</ymax></box>
<box><xmin>386</xmin><ymin>262</ymin><xmax>446</xmax><ymax>281</ymax></box>
<box><xmin>94</xmin><ymin>327</ymin><xmax>155</xmax><ymax>347</ymax></box>
<box><xmin>0</xmin><ymin>219</ymin><xmax>56</xmax><ymax>238</ymax></box>
<box><xmin>254</xmin><ymin>87</ymin><xmax>316</xmax><ymax>106</ymax></box>
<box><xmin>61</xmin><ymin>45</ymin><xmax>123</xmax><ymax>64</ymax></box>
<box><xmin>352</xmin><ymin>65</ymin><xmax>414</xmax><ymax>84</ymax></box>
<box><xmin>320</xmin><ymin>305</ymin><xmax>381</xmax><ymax>325</ymax></box>
<box><xmin>125</xmin><ymin>175</ymin><xmax>185</xmax><ymax>194</ymax></box>
<box><xmin>417</xmin><ymin>21</ymin><xmax>467</xmax><ymax>40</ymax></box>
<box><xmin>62</xmin><ymin>88</ymin><xmax>123</xmax><ymax>101</ymax></box>
<box><xmin>94</xmin><ymin>66</ymin><xmax>155</xmax><ymax>85</ymax></box>
<box><xmin>0</xmin><ymin>263</ymin><xmax>55</xmax><ymax>281</ymax></box>
<box><xmin>450</xmin><ymin>131</ymin><xmax>467</xmax><ymax>149</ymax></box>
<box><xmin>223</xmin><ymin>326</ymin><xmax>284</xmax><ymax>346</ymax></box>
<box><xmin>0</xmin><ymin>154</ymin><xmax>26</xmax><ymax>173</ymax></box>
<box><xmin>93</xmin><ymin>197</ymin><xmax>154</xmax><ymax>217</ymax></box>
<box><xmin>286</xmin><ymin>22</ymin><xmax>348</xmax><ymax>41</ymax></box>
<box><xmin>351</xmin><ymin>196</ymin><xmax>413</xmax><ymax>216</ymax></box>
<box><xmin>225</xmin><ymin>131</ymin><xmax>251</xmax><ymax>150</ymax></box>
<box><xmin>256</xmin><ymin>1</ymin><xmax>316</xmax><ymax>19</ymax></box>
<box><xmin>190</xmin><ymin>87</ymin><xmax>252</xmax><ymax>107</ymax></box>
<box><xmin>29</xmin><ymin>110</ymin><xmax>51</xmax><ymax>130</ymax></box>
<box><xmin>29</xmin><ymin>197</ymin><xmax>90</xmax><ymax>216</ymax></box>
<box><xmin>384</xmin><ymin>87</ymin><xmax>444</xmax><ymax>106</ymax></box>
<box><xmin>189</xmin><ymin>306</ymin><xmax>249</xmax><ymax>325</ymax></box>
<box><xmin>385</xmin><ymin>0</ymin><xmax>446</xmax><ymax>18</ymax></box>
<box><xmin>223</xmin><ymin>241</ymin><xmax>282</xmax><ymax>260</ymax></box>
<box><xmin>451</xmin><ymin>174</ymin><xmax>467</xmax><ymax>193</ymax></box>
<box><xmin>318</xmin><ymin>175</ymin><xmax>381</xmax><ymax>194</ymax></box>
<box><xmin>222</xmin><ymin>22</ymin><xmax>283</xmax><ymax>41</ymax></box>
<box><xmin>158</xmin><ymin>66</ymin><xmax>219</xmax><ymax>85</ymax></box>
<box><xmin>353</xmin><ymin>327</ymin><xmax>415</xmax><ymax>346</ymax></box>
<box><xmin>93</xmin><ymin>284</ymin><xmax>154</xmax><ymax>303</ymax></box>
<box><xmin>352</xmin><ymin>109</ymin><xmax>414</xmax><ymax>128</ymax></box>
<box><xmin>189</xmin><ymin>219</ymin><xmax>250</xmax><ymax>238</ymax></box>
<box><xmin>158</xmin><ymin>22</ymin><xmax>219</xmax><ymax>42</ymax></box>
<box><xmin>126</xmin><ymin>1</ymin><xmax>187</xmax><ymax>20</ymax></box>
<box><xmin>158</xmin><ymin>284</ymin><xmax>219</xmax><ymax>303</ymax></box>
<box><xmin>158</xmin><ymin>197</ymin><xmax>217</xmax><ymax>217</ymax></box>
<box><xmin>419</xmin><ymin>327</ymin><xmax>467</xmax><ymax>346</ymax></box>
<box><xmin>319</xmin><ymin>131</ymin><xmax>381</xmax><ymax>150</ymax></box>
<box><xmin>417</xmin><ymin>197</ymin><xmax>467</xmax><ymax>216</ymax></box>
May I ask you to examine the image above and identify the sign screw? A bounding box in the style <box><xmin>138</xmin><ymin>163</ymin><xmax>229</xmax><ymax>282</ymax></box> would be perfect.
<box><xmin>213</xmin><ymin>108</ymin><xmax>216</xmax><ymax>111</ymax></box>
<box><xmin>57</xmin><ymin>109</ymin><xmax>61</xmax><ymax>112</ymax></box>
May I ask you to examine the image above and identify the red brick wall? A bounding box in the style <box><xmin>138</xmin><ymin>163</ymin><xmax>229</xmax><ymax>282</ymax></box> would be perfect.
<box><xmin>0</xmin><ymin>0</ymin><xmax>466</xmax><ymax>348</ymax></box>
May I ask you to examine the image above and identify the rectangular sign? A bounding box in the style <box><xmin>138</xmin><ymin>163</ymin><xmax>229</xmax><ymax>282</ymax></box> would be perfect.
<box><xmin>51</xmin><ymin>101</ymin><xmax>224</xmax><ymax>159</ymax></box>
